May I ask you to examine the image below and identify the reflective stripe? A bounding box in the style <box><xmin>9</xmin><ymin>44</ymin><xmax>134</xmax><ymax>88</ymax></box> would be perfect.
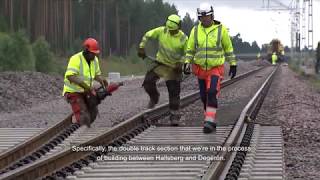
<box><xmin>194</xmin><ymin>24</ymin><xmax>222</xmax><ymax>53</ymax></box>
<box><xmin>225</xmin><ymin>52</ymin><xmax>234</xmax><ymax>56</ymax></box>
<box><xmin>185</xmin><ymin>55</ymin><xmax>193</xmax><ymax>60</ymax></box>
<box><xmin>94</xmin><ymin>59</ymin><xmax>97</xmax><ymax>72</ymax></box>
<box><xmin>66</xmin><ymin>68</ymin><xmax>79</xmax><ymax>73</ymax></box>
<box><xmin>194</xmin><ymin>24</ymin><xmax>198</xmax><ymax>50</ymax></box>
<box><xmin>185</xmin><ymin>55</ymin><xmax>193</xmax><ymax>63</ymax></box>
<box><xmin>205</xmin><ymin>106</ymin><xmax>217</xmax><ymax>122</ymax></box>
<box><xmin>225</xmin><ymin>56</ymin><xmax>236</xmax><ymax>61</ymax></box>
<box><xmin>195</xmin><ymin>54</ymin><xmax>224</xmax><ymax>59</ymax></box>
<box><xmin>186</xmin><ymin>50</ymin><xmax>196</xmax><ymax>54</ymax></box>
<box><xmin>64</xmin><ymin>80</ymin><xmax>83</xmax><ymax>92</ymax></box>
<box><xmin>216</xmin><ymin>25</ymin><xmax>222</xmax><ymax>47</ymax></box>
<box><xmin>79</xmin><ymin>55</ymin><xmax>84</xmax><ymax>76</ymax></box>
<box><xmin>196</xmin><ymin>47</ymin><xmax>223</xmax><ymax>52</ymax></box>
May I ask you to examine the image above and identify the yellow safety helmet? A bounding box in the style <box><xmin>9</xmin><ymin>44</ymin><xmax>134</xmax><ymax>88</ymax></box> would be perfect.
<box><xmin>165</xmin><ymin>14</ymin><xmax>181</xmax><ymax>30</ymax></box>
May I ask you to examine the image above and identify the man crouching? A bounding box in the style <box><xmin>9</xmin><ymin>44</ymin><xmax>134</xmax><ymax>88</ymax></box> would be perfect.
<box><xmin>62</xmin><ymin>38</ymin><xmax>108</xmax><ymax>127</ymax></box>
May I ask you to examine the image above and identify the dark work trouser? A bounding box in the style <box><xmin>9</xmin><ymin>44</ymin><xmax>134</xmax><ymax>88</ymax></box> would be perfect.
<box><xmin>142</xmin><ymin>70</ymin><xmax>181</xmax><ymax>111</ymax></box>
<box><xmin>198</xmin><ymin>75</ymin><xmax>219</xmax><ymax>110</ymax></box>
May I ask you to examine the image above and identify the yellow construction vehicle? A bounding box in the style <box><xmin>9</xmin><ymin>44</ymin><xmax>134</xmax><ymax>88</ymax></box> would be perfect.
<box><xmin>267</xmin><ymin>39</ymin><xmax>285</xmax><ymax>64</ymax></box>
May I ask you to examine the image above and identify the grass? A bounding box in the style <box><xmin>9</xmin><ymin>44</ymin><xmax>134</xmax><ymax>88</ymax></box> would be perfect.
<box><xmin>307</xmin><ymin>74</ymin><xmax>320</xmax><ymax>90</ymax></box>
<box><xmin>100</xmin><ymin>58</ymin><xmax>148</xmax><ymax>76</ymax></box>
<box><xmin>54</xmin><ymin>55</ymin><xmax>149</xmax><ymax>77</ymax></box>
<box><xmin>288</xmin><ymin>57</ymin><xmax>320</xmax><ymax>91</ymax></box>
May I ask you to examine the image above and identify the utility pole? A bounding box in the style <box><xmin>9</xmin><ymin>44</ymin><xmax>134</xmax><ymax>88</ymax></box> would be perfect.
<box><xmin>261</xmin><ymin>0</ymin><xmax>300</xmax><ymax>57</ymax></box>
<box><xmin>301</xmin><ymin>1</ymin><xmax>306</xmax><ymax>49</ymax></box>
<box><xmin>307</xmin><ymin>0</ymin><xmax>313</xmax><ymax>50</ymax></box>
<box><xmin>295</xmin><ymin>0</ymin><xmax>300</xmax><ymax>52</ymax></box>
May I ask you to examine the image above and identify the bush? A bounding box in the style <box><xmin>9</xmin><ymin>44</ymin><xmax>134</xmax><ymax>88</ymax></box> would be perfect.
<box><xmin>0</xmin><ymin>31</ymin><xmax>35</xmax><ymax>71</ymax></box>
<box><xmin>33</xmin><ymin>37</ymin><xmax>55</xmax><ymax>73</ymax></box>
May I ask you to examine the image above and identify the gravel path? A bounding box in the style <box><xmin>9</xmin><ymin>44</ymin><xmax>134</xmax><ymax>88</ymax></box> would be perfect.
<box><xmin>0</xmin><ymin>60</ymin><xmax>259</xmax><ymax>128</ymax></box>
<box><xmin>256</xmin><ymin>65</ymin><xmax>320</xmax><ymax>180</ymax></box>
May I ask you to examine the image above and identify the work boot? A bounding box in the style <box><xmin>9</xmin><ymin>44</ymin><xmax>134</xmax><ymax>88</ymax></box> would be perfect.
<box><xmin>203</xmin><ymin>121</ymin><xmax>216</xmax><ymax>134</ymax></box>
<box><xmin>147</xmin><ymin>99</ymin><xmax>157</xmax><ymax>109</ymax></box>
<box><xmin>147</xmin><ymin>94</ymin><xmax>159</xmax><ymax>109</ymax></box>
<box><xmin>169</xmin><ymin>111</ymin><xmax>180</xmax><ymax>126</ymax></box>
<box><xmin>79</xmin><ymin>114</ymin><xmax>91</xmax><ymax>128</ymax></box>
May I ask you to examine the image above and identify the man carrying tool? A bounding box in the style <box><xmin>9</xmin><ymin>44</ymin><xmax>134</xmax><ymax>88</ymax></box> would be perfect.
<box><xmin>63</xmin><ymin>38</ymin><xmax>108</xmax><ymax>127</ymax></box>
<box><xmin>184</xmin><ymin>2</ymin><xmax>237</xmax><ymax>133</ymax></box>
<box><xmin>138</xmin><ymin>14</ymin><xmax>188</xmax><ymax>126</ymax></box>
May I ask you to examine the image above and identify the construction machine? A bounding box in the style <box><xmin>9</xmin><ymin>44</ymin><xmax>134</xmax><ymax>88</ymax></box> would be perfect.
<box><xmin>267</xmin><ymin>39</ymin><xmax>286</xmax><ymax>64</ymax></box>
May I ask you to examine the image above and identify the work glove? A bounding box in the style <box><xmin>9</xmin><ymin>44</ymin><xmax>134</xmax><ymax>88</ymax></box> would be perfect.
<box><xmin>137</xmin><ymin>48</ymin><xmax>146</xmax><ymax>59</ymax></box>
<box><xmin>101</xmin><ymin>79</ymin><xmax>108</xmax><ymax>89</ymax></box>
<box><xmin>84</xmin><ymin>87</ymin><xmax>97</xmax><ymax>96</ymax></box>
<box><xmin>183</xmin><ymin>63</ymin><xmax>191</xmax><ymax>75</ymax></box>
<box><xmin>229</xmin><ymin>65</ymin><xmax>237</xmax><ymax>79</ymax></box>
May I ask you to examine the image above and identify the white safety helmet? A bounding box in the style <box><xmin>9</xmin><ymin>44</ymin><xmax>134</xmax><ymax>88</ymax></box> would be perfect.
<box><xmin>197</xmin><ymin>2</ymin><xmax>214</xmax><ymax>18</ymax></box>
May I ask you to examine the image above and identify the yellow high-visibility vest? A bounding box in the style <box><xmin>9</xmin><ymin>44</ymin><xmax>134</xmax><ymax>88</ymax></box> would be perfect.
<box><xmin>62</xmin><ymin>52</ymin><xmax>101</xmax><ymax>95</ymax></box>
<box><xmin>139</xmin><ymin>26</ymin><xmax>188</xmax><ymax>68</ymax></box>
<box><xmin>185</xmin><ymin>21</ymin><xmax>236</xmax><ymax>70</ymax></box>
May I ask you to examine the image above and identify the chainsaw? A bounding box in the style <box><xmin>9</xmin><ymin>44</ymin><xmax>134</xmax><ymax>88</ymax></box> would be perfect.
<box><xmin>85</xmin><ymin>82</ymin><xmax>124</xmax><ymax>108</ymax></box>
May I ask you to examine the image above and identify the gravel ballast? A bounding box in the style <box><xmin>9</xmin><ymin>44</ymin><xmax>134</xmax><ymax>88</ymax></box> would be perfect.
<box><xmin>0</xmin><ymin>60</ymin><xmax>258</xmax><ymax>128</ymax></box>
<box><xmin>1</xmin><ymin>61</ymin><xmax>319</xmax><ymax>179</ymax></box>
<box><xmin>256</xmin><ymin>66</ymin><xmax>320</xmax><ymax>179</ymax></box>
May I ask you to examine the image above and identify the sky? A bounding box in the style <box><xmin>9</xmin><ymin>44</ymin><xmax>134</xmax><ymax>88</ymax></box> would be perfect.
<box><xmin>164</xmin><ymin>0</ymin><xmax>320</xmax><ymax>49</ymax></box>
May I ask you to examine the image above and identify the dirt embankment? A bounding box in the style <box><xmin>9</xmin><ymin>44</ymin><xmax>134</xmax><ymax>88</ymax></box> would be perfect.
<box><xmin>0</xmin><ymin>71</ymin><xmax>63</xmax><ymax>113</ymax></box>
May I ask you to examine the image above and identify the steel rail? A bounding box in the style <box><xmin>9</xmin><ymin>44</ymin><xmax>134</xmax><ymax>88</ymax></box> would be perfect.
<box><xmin>0</xmin><ymin>66</ymin><xmax>266</xmax><ymax>180</ymax></box>
<box><xmin>202</xmin><ymin>65</ymin><xmax>279</xmax><ymax>180</ymax></box>
<box><xmin>0</xmin><ymin>114</ymin><xmax>73</xmax><ymax>170</ymax></box>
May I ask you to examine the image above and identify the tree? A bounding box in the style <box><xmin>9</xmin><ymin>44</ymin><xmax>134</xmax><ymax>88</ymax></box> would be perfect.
<box><xmin>0</xmin><ymin>31</ymin><xmax>35</xmax><ymax>71</ymax></box>
<box><xmin>33</xmin><ymin>37</ymin><xmax>55</xmax><ymax>73</ymax></box>
<box><xmin>181</xmin><ymin>13</ymin><xmax>194</xmax><ymax>35</ymax></box>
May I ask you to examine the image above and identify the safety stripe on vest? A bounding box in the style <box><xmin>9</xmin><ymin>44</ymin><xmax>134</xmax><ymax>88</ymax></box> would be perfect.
<box><xmin>195</xmin><ymin>54</ymin><xmax>224</xmax><ymax>59</ymax></box>
<box><xmin>79</xmin><ymin>55</ymin><xmax>84</xmax><ymax>76</ymax></box>
<box><xmin>194</xmin><ymin>24</ymin><xmax>198</xmax><ymax>50</ymax></box>
<box><xmin>224</xmin><ymin>52</ymin><xmax>234</xmax><ymax>56</ymax></box>
<box><xmin>196</xmin><ymin>47</ymin><xmax>223</xmax><ymax>52</ymax></box>
<box><xmin>185</xmin><ymin>55</ymin><xmax>193</xmax><ymax>62</ymax></box>
<box><xmin>94</xmin><ymin>58</ymin><xmax>97</xmax><ymax>73</ymax></box>
<box><xmin>216</xmin><ymin>25</ymin><xmax>222</xmax><ymax>48</ymax></box>
<box><xmin>66</xmin><ymin>67</ymin><xmax>79</xmax><ymax>73</ymax></box>
<box><xmin>64</xmin><ymin>80</ymin><xmax>83</xmax><ymax>92</ymax></box>
<box><xmin>186</xmin><ymin>50</ymin><xmax>196</xmax><ymax>54</ymax></box>
<box><xmin>194</xmin><ymin>24</ymin><xmax>223</xmax><ymax>57</ymax></box>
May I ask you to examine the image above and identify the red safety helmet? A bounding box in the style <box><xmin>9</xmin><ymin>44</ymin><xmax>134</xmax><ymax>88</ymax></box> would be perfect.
<box><xmin>83</xmin><ymin>38</ymin><xmax>100</xmax><ymax>54</ymax></box>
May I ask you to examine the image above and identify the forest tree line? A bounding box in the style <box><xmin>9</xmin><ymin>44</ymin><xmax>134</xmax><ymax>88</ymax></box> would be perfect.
<box><xmin>0</xmin><ymin>0</ymin><xmax>263</xmax><ymax>73</ymax></box>
<box><xmin>0</xmin><ymin>0</ymin><xmax>196</xmax><ymax>56</ymax></box>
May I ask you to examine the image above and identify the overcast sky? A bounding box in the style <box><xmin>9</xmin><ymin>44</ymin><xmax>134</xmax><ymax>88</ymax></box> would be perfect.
<box><xmin>164</xmin><ymin>0</ymin><xmax>320</xmax><ymax>49</ymax></box>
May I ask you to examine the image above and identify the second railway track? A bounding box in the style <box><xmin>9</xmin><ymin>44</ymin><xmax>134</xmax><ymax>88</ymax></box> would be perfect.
<box><xmin>0</xmin><ymin>65</ymin><xmax>285</xmax><ymax>180</ymax></box>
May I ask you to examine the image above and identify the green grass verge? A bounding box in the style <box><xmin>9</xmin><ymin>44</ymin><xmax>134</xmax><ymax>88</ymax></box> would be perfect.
<box><xmin>54</xmin><ymin>55</ymin><xmax>149</xmax><ymax>77</ymax></box>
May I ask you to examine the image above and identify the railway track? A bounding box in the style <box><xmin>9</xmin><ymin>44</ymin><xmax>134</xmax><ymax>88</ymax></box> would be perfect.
<box><xmin>0</xmin><ymin>65</ymin><xmax>284</xmax><ymax>180</ymax></box>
